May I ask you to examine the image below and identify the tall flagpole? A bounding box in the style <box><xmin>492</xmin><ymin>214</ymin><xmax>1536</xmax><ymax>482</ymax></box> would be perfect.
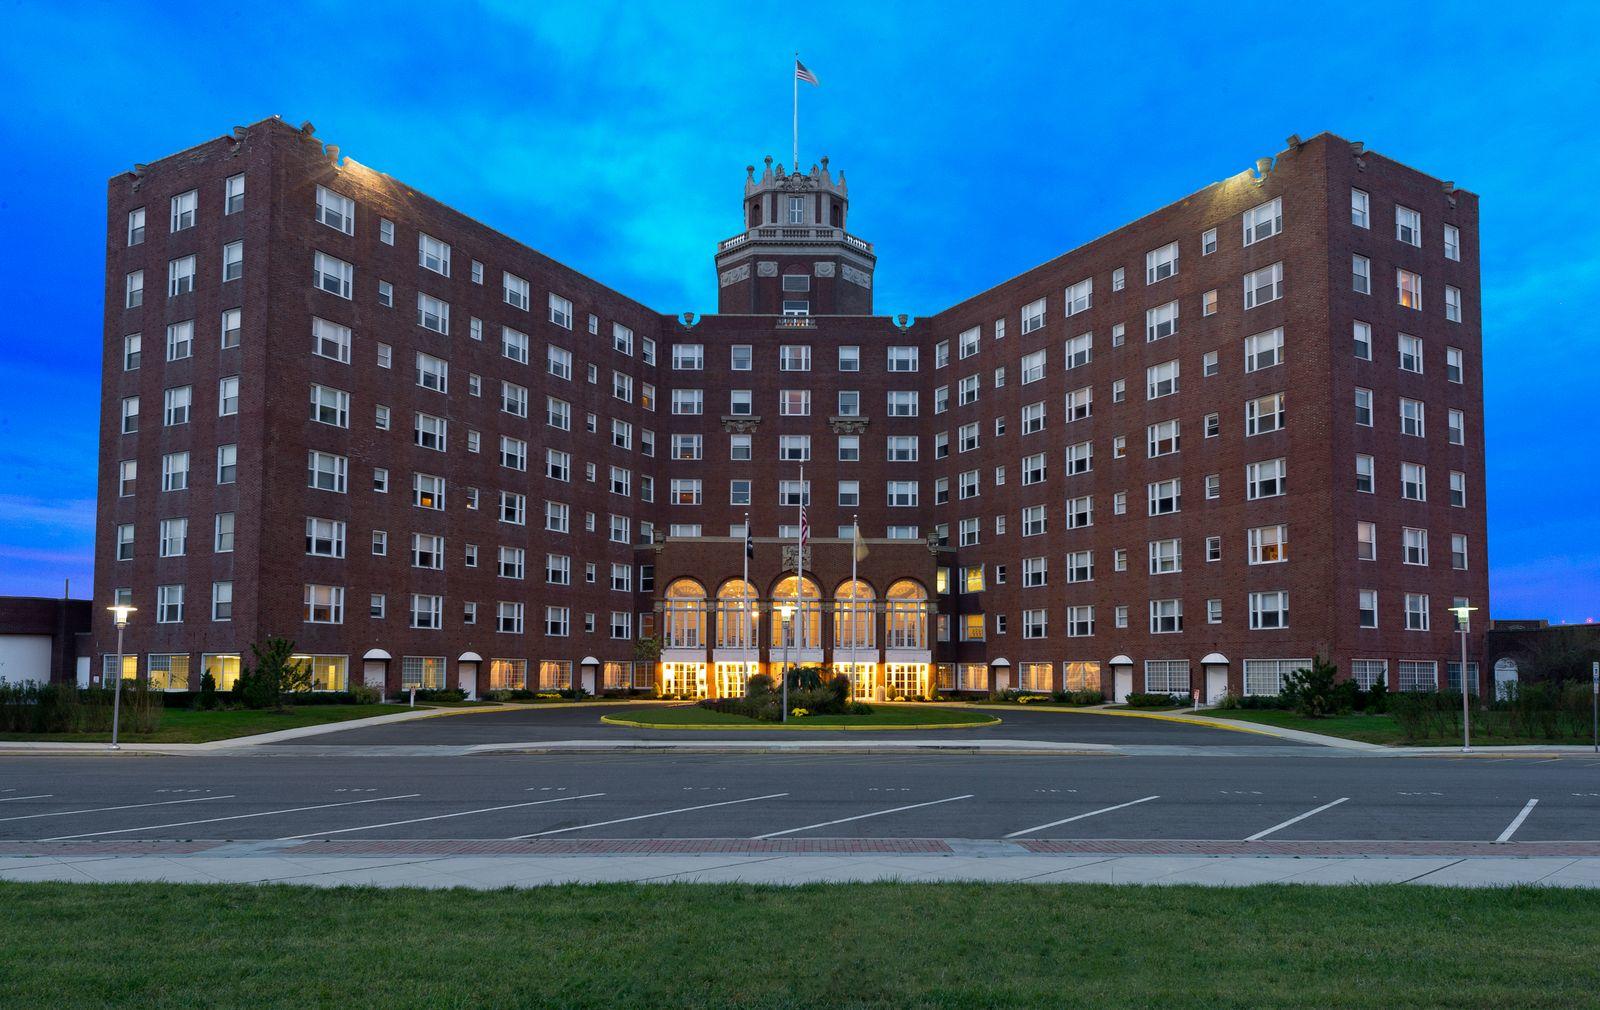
<box><xmin>792</xmin><ymin>51</ymin><xmax>799</xmax><ymax>173</ymax></box>
<box><xmin>851</xmin><ymin>513</ymin><xmax>859</xmax><ymax>691</ymax></box>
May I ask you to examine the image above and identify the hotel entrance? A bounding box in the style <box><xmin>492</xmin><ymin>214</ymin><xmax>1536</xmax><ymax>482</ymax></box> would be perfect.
<box><xmin>715</xmin><ymin>661</ymin><xmax>759</xmax><ymax>698</ymax></box>
<box><xmin>885</xmin><ymin>663</ymin><xmax>929</xmax><ymax>700</ymax></box>
<box><xmin>833</xmin><ymin>662</ymin><xmax>877</xmax><ymax>701</ymax></box>
<box><xmin>661</xmin><ymin>662</ymin><xmax>708</xmax><ymax>698</ymax></box>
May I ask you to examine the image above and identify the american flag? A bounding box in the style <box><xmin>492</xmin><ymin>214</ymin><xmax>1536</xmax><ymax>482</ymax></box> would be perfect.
<box><xmin>798</xmin><ymin>502</ymin><xmax>810</xmax><ymax>551</ymax></box>
<box><xmin>795</xmin><ymin>60</ymin><xmax>818</xmax><ymax>86</ymax></box>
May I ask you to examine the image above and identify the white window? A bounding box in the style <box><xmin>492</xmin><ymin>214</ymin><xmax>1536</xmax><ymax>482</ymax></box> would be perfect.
<box><xmin>127</xmin><ymin>207</ymin><xmax>145</xmax><ymax>246</ymax></box>
<box><xmin>215</xmin><ymin>443</ymin><xmax>237</xmax><ymax>484</ymax></box>
<box><xmin>221</xmin><ymin>241</ymin><xmax>243</xmax><ymax>282</ymax></box>
<box><xmin>1398</xmin><ymin>333</ymin><xmax>1424</xmax><ymax>373</ymax></box>
<box><xmin>314</xmin><ymin>186</ymin><xmax>354</xmax><ymax>234</ymax></box>
<box><xmin>417</xmin><ymin>292</ymin><xmax>450</xmax><ymax>334</ymax></box>
<box><xmin>1064</xmin><ymin>332</ymin><xmax>1093</xmax><ymax>369</ymax></box>
<box><xmin>780</xmin><ymin>344</ymin><xmax>812</xmax><ymax>371</ymax></box>
<box><xmin>1065</xmin><ymin>440</ymin><xmax>1092</xmax><ymax>474</ymax></box>
<box><xmin>887</xmin><ymin>481</ymin><xmax>919</xmax><ymax>507</ymax></box>
<box><xmin>170</xmin><ymin>189</ymin><xmax>197</xmax><ymax>231</ymax></box>
<box><xmin>1351</xmin><ymin>188</ymin><xmax>1370</xmax><ymax>228</ymax></box>
<box><xmin>1243</xmin><ymin>197</ymin><xmax>1282</xmax><ymax>245</ymax></box>
<box><xmin>418</xmin><ymin>232</ymin><xmax>451</xmax><ymax>276</ymax></box>
<box><xmin>1452</xmin><ymin>533</ymin><xmax>1469</xmax><ymax>570</ymax></box>
<box><xmin>1149</xmin><ymin>538</ymin><xmax>1182</xmax><ymax>574</ymax></box>
<box><xmin>495</xmin><ymin>272</ymin><xmax>528</xmax><ymax>311</ymax></box>
<box><xmin>1064</xmin><ymin>278</ymin><xmax>1092</xmax><ymax>316</ymax></box>
<box><xmin>1450</xmin><ymin>471</ymin><xmax>1467</xmax><ymax>508</ymax></box>
<box><xmin>887</xmin><ymin>346</ymin><xmax>919</xmax><ymax>372</ymax></box>
<box><xmin>1245</xmin><ymin>393</ymin><xmax>1285</xmax><ymax>436</ymax></box>
<box><xmin>1246</xmin><ymin>458</ymin><xmax>1286</xmax><ymax>499</ymax></box>
<box><xmin>1149</xmin><ymin>599</ymin><xmax>1182</xmax><ymax>634</ymax></box>
<box><xmin>546</xmin><ymin>345</ymin><xmax>572</xmax><ymax>380</ymax></box>
<box><xmin>1352</xmin><ymin>320</ymin><xmax>1372</xmax><ymax>360</ymax></box>
<box><xmin>1022</xmin><ymin>505</ymin><xmax>1047</xmax><ymax>536</ymax></box>
<box><xmin>212</xmin><ymin>582</ymin><xmax>233</xmax><ymax>622</ymax></box>
<box><xmin>1146</xmin><ymin>300</ymin><xmax>1178</xmax><ymax>341</ymax></box>
<box><xmin>1243</xmin><ymin>262</ymin><xmax>1283</xmax><ymax>308</ymax></box>
<box><xmin>1359</xmin><ymin>590</ymin><xmax>1379</xmax><ymax>629</ymax></box>
<box><xmin>126</xmin><ymin>270</ymin><xmax>144</xmax><ymax>308</ymax></box>
<box><xmin>1024</xmin><ymin>348</ymin><xmax>1049</xmax><ymax>385</ymax></box>
<box><xmin>1146</xmin><ymin>359</ymin><xmax>1179</xmax><ymax>399</ymax></box>
<box><xmin>1403</xmin><ymin>526</ymin><xmax>1429</xmax><ymax>566</ymax></box>
<box><xmin>1201</xmin><ymin>228</ymin><xmax>1217</xmax><ymax>255</ymax></box>
<box><xmin>1243</xmin><ymin>658</ymin><xmax>1313</xmax><ymax>697</ymax></box>
<box><xmin>1397</xmin><ymin>269</ymin><xmax>1423</xmax><ymax>310</ymax></box>
<box><xmin>1402</xmin><ymin>462</ymin><xmax>1427</xmax><ymax>501</ymax></box>
<box><xmin>1248</xmin><ymin>525</ymin><xmax>1287</xmax><ymax>564</ymax></box>
<box><xmin>1356</xmin><ymin>454</ymin><xmax>1375</xmax><ymax>493</ymax></box>
<box><xmin>1244</xmin><ymin>327</ymin><xmax>1283</xmax><ymax>373</ymax></box>
<box><xmin>1147</xmin><ymin>419</ymin><xmax>1180</xmax><ymax>457</ymax></box>
<box><xmin>1444</xmin><ymin>224</ymin><xmax>1461</xmax><ymax>261</ymax></box>
<box><xmin>163</xmin><ymin>385</ymin><xmax>192</xmax><ymax>426</ymax></box>
<box><xmin>1352</xmin><ymin>254</ymin><xmax>1371</xmax><ymax>294</ymax></box>
<box><xmin>1020</xmin><ymin>401</ymin><xmax>1045</xmax><ymax>434</ymax></box>
<box><xmin>673</xmin><ymin>344</ymin><xmax>704</xmax><ymax>370</ymax></box>
<box><xmin>1355</xmin><ymin>387</ymin><xmax>1373</xmax><ymax>426</ymax></box>
<box><xmin>311</xmin><ymin>317</ymin><xmax>351</xmax><ymax>363</ymax></box>
<box><xmin>158</xmin><ymin>517</ymin><xmax>187</xmax><ymax>558</ymax></box>
<box><xmin>1358</xmin><ymin>521</ymin><xmax>1377</xmax><ymax>561</ymax></box>
<box><xmin>310</xmin><ymin>384</ymin><xmax>350</xmax><ymax>428</ymax></box>
<box><xmin>1405</xmin><ymin>594</ymin><xmax>1431</xmax><ymax>631</ymax></box>
<box><xmin>548</xmin><ymin>293</ymin><xmax>573</xmax><ymax>328</ymax></box>
<box><xmin>307</xmin><ymin>451</ymin><xmax>346</xmax><ymax>493</ymax></box>
<box><xmin>410</xmin><ymin>594</ymin><xmax>443</xmax><ymax>630</ymax></box>
<box><xmin>1248</xmin><ymin>591</ymin><xmax>1289</xmax><ymax>630</ymax></box>
<box><xmin>1145</xmin><ymin>241</ymin><xmax>1178</xmax><ymax>284</ymax></box>
<box><xmin>1445</xmin><ymin>285</ymin><xmax>1462</xmax><ymax>322</ymax></box>
<box><xmin>156</xmin><ymin>585</ymin><xmax>184</xmax><ymax>624</ymax></box>
<box><xmin>314</xmin><ymin>251</ymin><xmax>353</xmax><ymax>298</ymax></box>
<box><xmin>887</xmin><ymin>391</ymin><xmax>918</xmax><ymax>417</ymax></box>
<box><xmin>1020</xmin><ymin>297</ymin><xmax>1046</xmax><ymax>334</ymax></box>
<box><xmin>167</xmin><ymin>255</ymin><xmax>195</xmax><ymax>297</ymax></box>
<box><xmin>1147</xmin><ymin>478</ymin><xmax>1180</xmax><ymax>516</ymax></box>
<box><xmin>838</xmin><ymin>345</ymin><xmax>860</xmax><ymax>371</ymax></box>
<box><xmin>164</xmin><ymin>320</ymin><xmax>193</xmax><ymax>362</ymax></box>
<box><xmin>1399</xmin><ymin>397</ymin><xmax>1425</xmax><ymax>438</ymax></box>
<box><xmin>1395</xmin><ymin>205</ymin><xmax>1422</xmax><ymax>246</ymax></box>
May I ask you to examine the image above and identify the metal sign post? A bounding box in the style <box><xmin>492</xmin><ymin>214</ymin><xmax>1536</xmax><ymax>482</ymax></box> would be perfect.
<box><xmin>1591</xmin><ymin>661</ymin><xmax>1597</xmax><ymax>754</ymax></box>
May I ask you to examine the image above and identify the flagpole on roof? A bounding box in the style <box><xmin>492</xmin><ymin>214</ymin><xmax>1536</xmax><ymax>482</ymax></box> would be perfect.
<box><xmin>792</xmin><ymin>51</ymin><xmax>799</xmax><ymax>173</ymax></box>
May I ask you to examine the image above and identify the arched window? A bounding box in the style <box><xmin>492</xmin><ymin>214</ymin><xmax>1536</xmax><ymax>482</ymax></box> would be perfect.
<box><xmin>834</xmin><ymin>580</ymin><xmax>875</xmax><ymax>651</ymax></box>
<box><xmin>716</xmin><ymin>579</ymin><xmax>759</xmax><ymax>649</ymax></box>
<box><xmin>772</xmin><ymin>575</ymin><xmax>821</xmax><ymax>649</ymax></box>
<box><xmin>663</xmin><ymin>579</ymin><xmax>707</xmax><ymax>649</ymax></box>
<box><xmin>885</xmin><ymin>580</ymin><xmax>929</xmax><ymax>650</ymax></box>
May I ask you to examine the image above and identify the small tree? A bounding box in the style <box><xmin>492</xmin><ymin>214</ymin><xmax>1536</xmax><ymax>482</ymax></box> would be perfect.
<box><xmin>1282</xmin><ymin>655</ymin><xmax>1343</xmax><ymax>718</ymax></box>
<box><xmin>237</xmin><ymin>635</ymin><xmax>297</xmax><ymax>710</ymax></box>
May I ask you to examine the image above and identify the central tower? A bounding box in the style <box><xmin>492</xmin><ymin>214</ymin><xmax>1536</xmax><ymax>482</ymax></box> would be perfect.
<box><xmin>712</xmin><ymin>155</ymin><xmax>876</xmax><ymax>315</ymax></box>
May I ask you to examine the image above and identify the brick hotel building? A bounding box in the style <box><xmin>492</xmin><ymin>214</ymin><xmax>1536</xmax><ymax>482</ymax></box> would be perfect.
<box><xmin>90</xmin><ymin>118</ymin><xmax>1489</xmax><ymax>702</ymax></box>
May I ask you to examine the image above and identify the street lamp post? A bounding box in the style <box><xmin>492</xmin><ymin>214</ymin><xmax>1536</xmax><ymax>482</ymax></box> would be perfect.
<box><xmin>1449</xmin><ymin>605</ymin><xmax>1478</xmax><ymax>753</ymax></box>
<box><xmin>106</xmin><ymin>604</ymin><xmax>136</xmax><ymax>751</ymax></box>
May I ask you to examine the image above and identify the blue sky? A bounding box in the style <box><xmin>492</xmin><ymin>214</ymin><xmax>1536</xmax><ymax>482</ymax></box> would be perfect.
<box><xmin>1</xmin><ymin>0</ymin><xmax>1597</xmax><ymax>620</ymax></box>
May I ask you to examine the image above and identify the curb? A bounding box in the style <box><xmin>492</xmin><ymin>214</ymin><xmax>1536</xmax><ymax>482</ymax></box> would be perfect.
<box><xmin>597</xmin><ymin>712</ymin><xmax>1003</xmax><ymax>732</ymax></box>
<box><xmin>951</xmin><ymin>703</ymin><xmax>1386</xmax><ymax>752</ymax></box>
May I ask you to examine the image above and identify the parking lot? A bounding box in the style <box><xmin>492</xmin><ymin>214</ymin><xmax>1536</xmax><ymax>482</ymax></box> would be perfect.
<box><xmin>3</xmin><ymin>753</ymin><xmax>1596</xmax><ymax>846</ymax></box>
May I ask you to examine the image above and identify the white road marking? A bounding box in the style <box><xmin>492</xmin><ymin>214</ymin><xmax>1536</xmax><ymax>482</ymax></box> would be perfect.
<box><xmin>0</xmin><ymin>794</ymin><xmax>234</xmax><ymax>824</ymax></box>
<box><xmin>754</xmin><ymin>794</ymin><xmax>973</xmax><ymax>839</ymax></box>
<box><xmin>0</xmin><ymin>794</ymin><xmax>53</xmax><ymax>803</ymax></box>
<box><xmin>1245</xmin><ymin>797</ymin><xmax>1350</xmax><ymax>841</ymax></box>
<box><xmin>1003</xmin><ymin>795</ymin><xmax>1162</xmax><ymax>838</ymax></box>
<box><xmin>40</xmin><ymin>793</ymin><xmax>421</xmax><ymax>841</ymax></box>
<box><xmin>279</xmin><ymin>793</ymin><xmax>606</xmax><ymax>840</ymax></box>
<box><xmin>513</xmin><ymin>793</ymin><xmax>789</xmax><ymax>839</ymax></box>
<box><xmin>1495</xmin><ymin>799</ymin><xmax>1539</xmax><ymax>843</ymax></box>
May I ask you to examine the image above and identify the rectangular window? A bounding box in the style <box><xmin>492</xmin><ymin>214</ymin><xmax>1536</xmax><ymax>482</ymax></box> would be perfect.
<box><xmin>1146</xmin><ymin>301</ymin><xmax>1178</xmax><ymax>341</ymax></box>
<box><xmin>1356</xmin><ymin>454</ymin><xmax>1375</xmax><ymax>493</ymax></box>
<box><xmin>1445</xmin><ymin>285</ymin><xmax>1462</xmax><ymax>322</ymax></box>
<box><xmin>548</xmin><ymin>293</ymin><xmax>573</xmax><ymax>328</ymax></box>
<box><xmin>1352</xmin><ymin>254</ymin><xmax>1371</xmax><ymax>294</ymax></box>
<box><xmin>1355</xmin><ymin>387</ymin><xmax>1373</xmax><ymax>426</ymax></box>
<box><xmin>418</xmin><ymin>233</ymin><xmax>451</xmax><ymax>276</ymax></box>
<box><xmin>1353</xmin><ymin>320</ymin><xmax>1372</xmax><ymax>360</ymax></box>
<box><xmin>779</xmin><ymin>345</ymin><xmax>812</xmax><ymax>371</ymax></box>
<box><xmin>1244</xmin><ymin>328</ymin><xmax>1283</xmax><ymax>373</ymax></box>
<box><xmin>1358</xmin><ymin>521</ymin><xmax>1377</xmax><ymax>561</ymax></box>
<box><xmin>1405</xmin><ymin>594</ymin><xmax>1431</xmax><ymax>632</ymax></box>
<box><xmin>1351</xmin><ymin>189</ymin><xmax>1370</xmax><ymax>228</ymax></box>
<box><xmin>1245</xmin><ymin>458</ymin><xmax>1286</xmax><ymax>499</ymax></box>
<box><xmin>1147</xmin><ymin>478</ymin><xmax>1180</xmax><ymax>515</ymax></box>
<box><xmin>1399</xmin><ymin>397</ymin><xmax>1425</xmax><ymax>437</ymax></box>
<box><xmin>313</xmin><ymin>251</ymin><xmax>353</xmax><ymax>298</ymax></box>
<box><xmin>1243</xmin><ymin>197</ymin><xmax>1282</xmax><ymax>245</ymax></box>
<box><xmin>315</xmin><ymin>186</ymin><xmax>354</xmax><ymax>234</ymax></box>
<box><xmin>1020</xmin><ymin>298</ymin><xmax>1046</xmax><ymax>334</ymax></box>
<box><xmin>1064</xmin><ymin>332</ymin><xmax>1092</xmax><ymax>369</ymax></box>
<box><xmin>1444</xmin><ymin>224</ymin><xmax>1461</xmax><ymax>261</ymax></box>
<box><xmin>1243</xmin><ymin>262</ymin><xmax>1283</xmax><ymax>308</ymax></box>
<box><xmin>221</xmin><ymin>241</ymin><xmax>243</xmax><ymax>282</ymax></box>
<box><xmin>1395</xmin><ymin>205</ymin><xmax>1422</xmax><ymax>246</ymax></box>
<box><xmin>1248</xmin><ymin>525</ymin><xmax>1287</xmax><ymax>564</ymax></box>
<box><xmin>1145</xmin><ymin>241</ymin><xmax>1178</xmax><ymax>284</ymax></box>
<box><xmin>1245</xmin><ymin>393</ymin><xmax>1285</xmax><ymax>436</ymax></box>
<box><xmin>1146</xmin><ymin>359</ymin><xmax>1179</xmax><ymax>399</ymax></box>
<box><xmin>167</xmin><ymin>255</ymin><xmax>195</xmax><ymax>297</ymax></box>
<box><xmin>1249</xmin><ymin>591</ymin><xmax>1289</xmax><ymax>630</ymax></box>
<box><xmin>125</xmin><ymin>270</ymin><xmax>144</xmax><ymax>308</ymax></box>
<box><xmin>1359</xmin><ymin>590</ymin><xmax>1378</xmax><ymax>629</ymax></box>
<box><xmin>170</xmin><ymin>189</ymin><xmax>197</xmax><ymax>231</ymax></box>
<box><xmin>127</xmin><ymin>207</ymin><xmax>145</xmax><ymax>246</ymax></box>
<box><xmin>1402</xmin><ymin>462</ymin><xmax>1427</xmax><ymax>502</ymax></box>
<box><xmin>1149</xmin><ymin>599</ymin><xmax>1183</xmax><ymax>635</ymax></box>
<box><xmin>1397</xmin><ymin>269</ymin><xmax>1423</xmax><ymax>310</ymax></box>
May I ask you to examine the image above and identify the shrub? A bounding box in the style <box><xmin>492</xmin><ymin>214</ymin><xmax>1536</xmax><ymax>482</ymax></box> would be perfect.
<box><xmin>397</xmin><ymin>688</ymin><xmax>467</xmax><ymax>703</ymax></box>
<box><xmin>1126</xmin><ymin>692</ymin><xmax>1185</xmax><ymax>708</ymax></box>
<box><xmin>236</xmin><ymin>635</ymin><xmax>297</xmax><ymax>710</ymax></box>
<box><xmin>1282</xmin><ymin>656</ymin><xmax>1347</xmax><ymax>718</ymax></box>
<box><xmin>347</xmin><ymin>683</ymin><xmax>382</xmax><ymax>705</ymax></box>
<box><xmin>197</xmin><ymin>672</ymin><xmax>220</xmax><ymax>710</ymax></box>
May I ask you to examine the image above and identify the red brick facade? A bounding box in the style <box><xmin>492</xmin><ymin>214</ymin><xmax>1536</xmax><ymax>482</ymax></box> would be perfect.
<box><xmin>91</xmin><ymin>120</ymin><xmax>1488</xmax><ymax>700</ymax></box>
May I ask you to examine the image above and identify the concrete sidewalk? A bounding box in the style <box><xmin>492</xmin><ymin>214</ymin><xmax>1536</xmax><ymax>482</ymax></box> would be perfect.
<box><xmin>5</xmin><ymin>850</ymin><xmax>1598</xmax><ymax>888</ymax></box>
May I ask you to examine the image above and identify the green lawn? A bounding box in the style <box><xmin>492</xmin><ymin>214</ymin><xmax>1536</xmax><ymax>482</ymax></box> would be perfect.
<box><xmin>1207</xmin><ymin>709</ymin><xmax>1597</xmax><ymax>747</ymax></box>
<box><xmin>0</xmin><ymin>704</ymin><xmax>402</xmax><ymax>744</ymax></box>
<box><xmin>607</xmin><ymin>704</ymin><xmax>998</xmax><ymax>729</ymax></box>
<box><xmin>1</xmin><ymin>881</ymin><xmax>1596</xmax><ymax>1008</ymax></box>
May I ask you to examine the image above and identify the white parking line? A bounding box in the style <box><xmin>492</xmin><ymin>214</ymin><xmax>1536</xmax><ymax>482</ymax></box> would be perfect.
<box><xmin>1245</xmin><ymin>797</ymin><xmax>1350</xmax><ymax>841</ymax></box>
<box><xmin>753</xmin><ymin>794</ymin><xmax>973</xmax><ymax>840</ymax></box>
<box><xmin>0</xmin><ymin>794</ymin><xmax>234</xmax><ymax>824</ymax></box>
<box><xmin>1495</xmin><ymin>798</ymin><xmax>1539</xmax><ymax>843</ymax></box>
<box><xmin>40</xmin><ymin>793</ymin><xmax>421</xmax><ymax>841</ymax></box>
<box><xmin>1003</xmin><ymin>795</ymin><xmax>1161</xmax><ymax>839</ymax></box>
<box><xmin>0</xmin><ymin>794</ymin><xmax>53</xmax><ymax>803</ymax></box>
<box><xmin>511</xmin><ymin>793</ymin><xmax>789</xmax><ymax>839</ymax></box>
<box><xmin>278</xmin><ymin>793</ymin><xmax>606</xmax><ymax>840</ymax></box>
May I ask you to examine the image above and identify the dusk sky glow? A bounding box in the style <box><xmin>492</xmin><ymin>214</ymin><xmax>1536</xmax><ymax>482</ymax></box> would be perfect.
<box><xmin>0</xmin><ymin>0</ymin><xmax>1597</xmax><ymax>621</ymax></box>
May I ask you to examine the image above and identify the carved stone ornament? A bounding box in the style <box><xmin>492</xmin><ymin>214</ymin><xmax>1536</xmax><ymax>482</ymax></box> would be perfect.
<box><xmin>721</xmin><ymin>415</ymin><xmax>763</xmax><ymax>434</ymax></box>
<box><xmin>813</xmin><ymin>261</ymin><xmax>836</xmax><ymax>277</ymax></box>
<box><xmin>828</xmin><ymin>415</ymin><xmax>870</xmax><ymax>434</ymax></box>
<box><xmin>756</xmin><ymin>261</ymin><xmax>779</xmax><ymax>277</ymax></box>
<box><xmin>841</xmin><ymin>264</ymin><xmax>871</xmax><ymax>288</ymax></box>
<box><xmin>718</xmin><ymin>263</ymin><xmax>750</xmax><ymax>288</ymax></box>
<box><xmin>778</xmin><ymin>173</ymin><xmax>818</xmax><ymax>192</ymax></box>
<box><xmin>781</xmin><ymin>545</ymin><xmax>813</xmax><ymax>570</ymax></box>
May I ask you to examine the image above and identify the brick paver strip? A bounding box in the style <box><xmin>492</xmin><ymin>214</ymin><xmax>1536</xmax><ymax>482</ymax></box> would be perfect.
<box><xmin>0</xmin><ymin>840</ymin><xmax>220</xmax><ymax>856</ymax></box>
